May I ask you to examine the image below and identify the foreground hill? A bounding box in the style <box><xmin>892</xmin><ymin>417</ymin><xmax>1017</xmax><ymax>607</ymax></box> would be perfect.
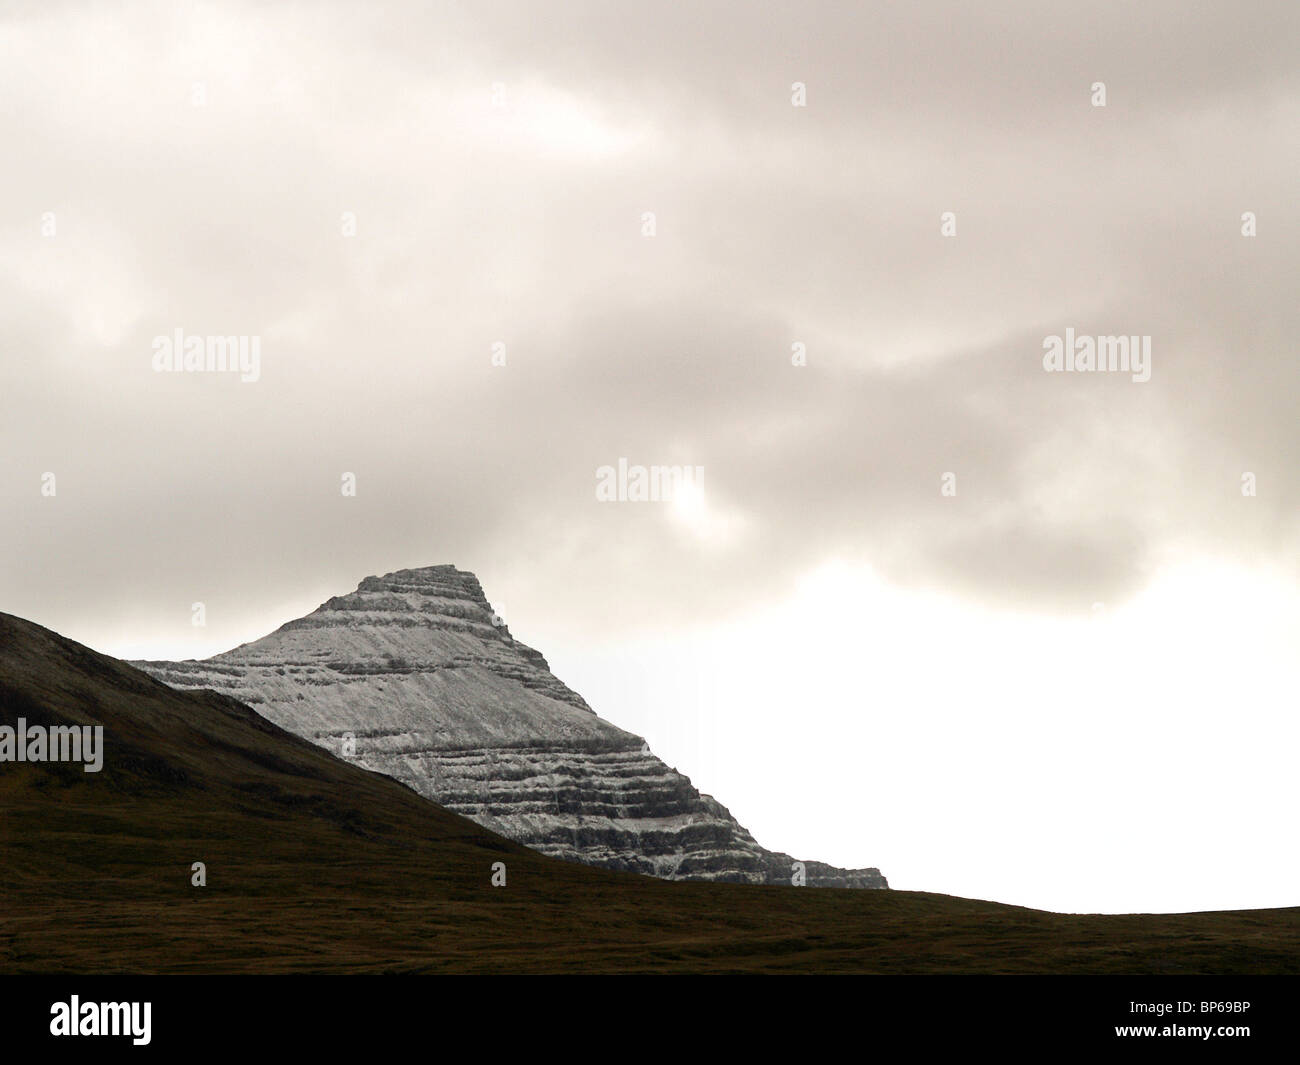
<box><xmin>133</xmin><ymin>565</ymin><xmax>885</xmax><ymax>888</ymax></box>
<box><xmin>3</xmin><ymin>611</ymin><xmax>1298</xmax><ymax>974</ymax></box>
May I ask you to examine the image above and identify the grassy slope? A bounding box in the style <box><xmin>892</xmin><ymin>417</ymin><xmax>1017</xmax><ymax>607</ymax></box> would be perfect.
<box><xmin>1</xmin><ymin>612</ymin><xmax>1296</xmax><ymax>974</ymax></box>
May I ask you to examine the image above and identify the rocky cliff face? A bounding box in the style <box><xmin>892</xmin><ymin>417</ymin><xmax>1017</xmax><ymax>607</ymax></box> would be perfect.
<box><xmin>135</xmin><ymin>565</ymin><xmax>886</xmax><ymax>888</ymax></box>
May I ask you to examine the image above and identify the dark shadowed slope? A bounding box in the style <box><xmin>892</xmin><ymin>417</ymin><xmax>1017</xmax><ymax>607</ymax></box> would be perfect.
<box><xmin>2</xmin><ymin>611</ymin><xmax>1298</xmax><ymax>974</ymax></box>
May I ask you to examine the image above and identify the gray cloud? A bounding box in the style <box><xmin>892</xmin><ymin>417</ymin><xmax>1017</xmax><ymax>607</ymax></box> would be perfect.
<box><xmin>0</xmin><ymin>0</ymin><xmax>1295</xmax><ymax>648</ymax></box>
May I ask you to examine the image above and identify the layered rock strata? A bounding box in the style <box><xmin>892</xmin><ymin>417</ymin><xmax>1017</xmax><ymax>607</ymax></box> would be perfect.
<box><xmin>136</xmin><ymin>565</ymin><xmax>886</xmax><ymax>888</ymax></box>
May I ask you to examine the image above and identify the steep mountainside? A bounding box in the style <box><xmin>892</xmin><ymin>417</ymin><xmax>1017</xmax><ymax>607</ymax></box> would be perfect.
<box><xmin>135</xmin><ymin>565</ymin><xmax>886</xmax><ymax>888</ymax></box>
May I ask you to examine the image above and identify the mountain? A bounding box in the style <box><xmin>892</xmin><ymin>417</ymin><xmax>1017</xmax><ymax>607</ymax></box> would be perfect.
<box><xmin>5</xmin><ymin>610</ymin><xmax>1300</xmax><ymax>975</ymax></box>
<box><xmin>134</xmin><ymin>565</ymin><xmax>885</xmax><ymax>888</ymax></box>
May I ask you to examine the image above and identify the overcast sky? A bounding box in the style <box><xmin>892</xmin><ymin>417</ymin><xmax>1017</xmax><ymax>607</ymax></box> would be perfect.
<box><xmin>2</xmin><ymin>1</ymin><xmax>1297</xmax><ymax>913</ymax></box>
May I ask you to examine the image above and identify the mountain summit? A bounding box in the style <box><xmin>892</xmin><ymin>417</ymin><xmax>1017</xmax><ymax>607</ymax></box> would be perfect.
<box><xmin>137</xmin><ymin>565</ymin><xmax>887</xmax><ymax>888</ymax></box>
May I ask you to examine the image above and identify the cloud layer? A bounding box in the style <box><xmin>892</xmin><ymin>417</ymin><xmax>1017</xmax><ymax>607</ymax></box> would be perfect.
<box><xmin>1</xmin><ymin>0</ymin><xmax>1296</xmax><ymax>649</ymax></box>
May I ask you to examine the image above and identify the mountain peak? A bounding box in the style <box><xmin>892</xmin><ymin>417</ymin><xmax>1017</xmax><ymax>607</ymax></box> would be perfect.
<box><xmin>135</xmin><ymin>567</ymin><xmax>886</xmax><ymax>888</ymax></box>
<box><xmin>334</xmin><ymin>564</ymin><xmax>496</xmax><ymax>623</ymax></box>
<box><xmin>360</xmin><ymin>563</ymin><xmax>481</xmax><ymax>592</ymax></box>
<box><xmin>200</xmin><ymin>562</ymin><xmax>588</xmax><ymax>712</ymax></box>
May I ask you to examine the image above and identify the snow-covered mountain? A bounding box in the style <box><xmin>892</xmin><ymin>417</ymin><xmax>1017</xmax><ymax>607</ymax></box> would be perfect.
<box><xmin>135</xmin><ymin>565</ymin><xmax>886</xmax><ymax>888</ymax></box>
